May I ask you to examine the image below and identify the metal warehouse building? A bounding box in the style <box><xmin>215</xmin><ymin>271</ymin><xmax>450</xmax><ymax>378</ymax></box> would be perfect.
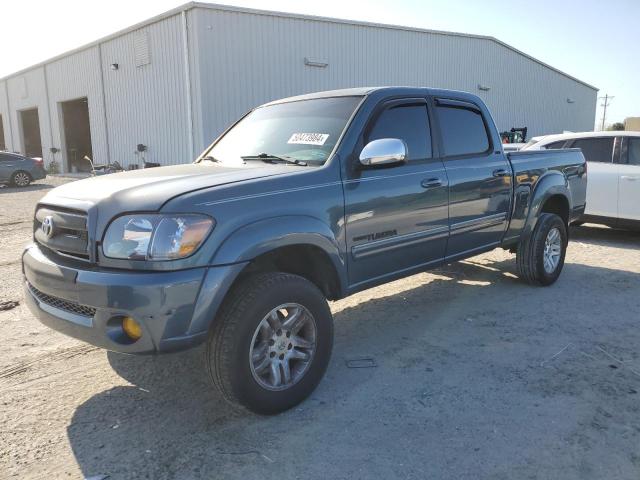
<box><xmin>0</xmin><ymin>2</ymin><xmax>597</xmax><ymax>172</ymax></box>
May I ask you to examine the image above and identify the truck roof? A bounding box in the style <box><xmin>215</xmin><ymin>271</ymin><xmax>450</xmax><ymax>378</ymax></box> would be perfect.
<box><xmin>261</xmin><ymin>86</ymin><xmax>483</xmax><ymax>107</ymax></box>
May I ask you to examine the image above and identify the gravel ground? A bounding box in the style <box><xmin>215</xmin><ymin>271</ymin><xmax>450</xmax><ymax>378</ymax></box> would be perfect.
<box><xmin>1</xmin><ymin>177</ymin><xmax>639</xmax><ymax>480</ymax></box>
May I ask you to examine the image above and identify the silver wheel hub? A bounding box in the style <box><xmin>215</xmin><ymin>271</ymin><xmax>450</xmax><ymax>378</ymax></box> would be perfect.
<box><xmin>543</xmin><ymin>227</ymin><xmax>562</xmax><ymax>274</ymax></box>
<box><xmin>249</xmin><ymin>303</ymin><xmax>317</xmax><ymax>391</ymax></box>
<box><xmin>15</xmin><ymin>172</ymin><xmax>29</xmax><ymax>186</ymax></box>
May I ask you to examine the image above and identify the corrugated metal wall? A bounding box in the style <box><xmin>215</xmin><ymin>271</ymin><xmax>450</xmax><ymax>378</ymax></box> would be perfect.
<box><xmin>4</xmin><ymin>67</ymin><xmax>53</xmax><ymax>160</ymax></box>
<box><xmin>99</xmin><ymin>14</ymin><xmax>191</xmax><ymax>168</ymax></box>
<box><xmin>44</xmin><ymin>46</ymin><xmax>108</xmax><ymax>170</ymax></box>
<box><xmin>1</xmin><ymin>12</ymin><xmax>191</xmax><ymax>170</ymax></box>
<box><xmin>0</xmin><ymin>80</ymin><xmax>12</xmax><ymax>151</ymax></box>
<box><xmin>2</xmin><ymin>57</ymin><xmax>108</xmax><ymax>168</ymax></box>
<box><xmin>192</xmin><ymin>6</ymin><xmax>597</xmax><ymax>151</ymax></box>
<box><xmin>1</xmin><ymin>4</ymin><xmax>597</xmax><ymax>169</ymax></box>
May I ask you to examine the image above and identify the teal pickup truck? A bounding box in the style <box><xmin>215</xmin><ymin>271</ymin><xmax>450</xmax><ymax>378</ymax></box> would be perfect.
<box><xmin>23</xmin><ymin>87</ymin><xmax>587</xmax><ymax>413</ymax></box>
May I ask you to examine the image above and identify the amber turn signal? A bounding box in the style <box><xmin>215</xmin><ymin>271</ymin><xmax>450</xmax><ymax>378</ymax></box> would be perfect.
<box><xmin>122</xmin><ymin>316</ymin><xmax>142</xmax><ymax>341</ymax></box>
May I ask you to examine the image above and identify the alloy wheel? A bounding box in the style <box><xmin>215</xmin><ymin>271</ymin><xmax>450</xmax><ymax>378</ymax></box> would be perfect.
<box><xmin>543</xmin><ymin>227</ymin><xmax>562</xmax><ymax>273</ymax></box>
<box><xmin>249</xmin><ymin>303</ymin><xmax>317</xmax><ymax>391</ymax></box>
<box><xmin>14</xmin><ymin>172</ymin><xmax>30</xmax><ymax>187</ymax></box>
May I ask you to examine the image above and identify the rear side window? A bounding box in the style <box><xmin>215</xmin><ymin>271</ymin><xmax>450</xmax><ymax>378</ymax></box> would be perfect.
<box><xmin>436</xmin><ymin>105</ymin><xmax>490</xmax><ymax>156</ymax></box>
<box><xmin>627</xmin><ymin>138</ymin><xmax>640</xmax><ymax>166</ymax></box>
<box><xmin>367</xmin><ymin>104</ymin><xmax>432</xmax><ymax>161</ymax></box>
<box><xmin>544</xmin><ymin>141</ymin><xmax>567</xmax><ymax>149</ymax></box>
<box><xmin>570</xmin><ymin>137</ymin><xmax>614</xmax><ymax>163</ymax></box>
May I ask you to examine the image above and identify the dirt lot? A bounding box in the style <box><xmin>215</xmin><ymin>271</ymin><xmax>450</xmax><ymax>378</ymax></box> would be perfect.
<box><xmin>1</xmin><ymin>178</ymin><xmax>639</xmax><ymax>480</ymax></box>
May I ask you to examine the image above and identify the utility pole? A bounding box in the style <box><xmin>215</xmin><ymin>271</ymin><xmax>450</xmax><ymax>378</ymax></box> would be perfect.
<box><xmin>599</xmin><ymin>94</ymin><xmax>614</xmax><ymax>131</ymax></box>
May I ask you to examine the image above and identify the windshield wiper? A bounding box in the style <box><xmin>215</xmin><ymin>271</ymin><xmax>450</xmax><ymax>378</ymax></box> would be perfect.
<box><xmin>241</xmin><ymin>153</ymin><xmax>307</xmax><ymax>166</ymax></box>
<box><xmin>200</xmin><ymin>155</ymin><xmax>223</xmax><ymax>164</ymax></box>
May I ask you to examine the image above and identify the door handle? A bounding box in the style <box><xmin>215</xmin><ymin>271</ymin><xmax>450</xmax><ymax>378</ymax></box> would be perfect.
<box><xmin>492</xmin><ymin>168</ymin><xmax>510</xmax><ymax>177</ymax></box>
<box><xmin>621</xmin><ymin>175</ymin><xmax>639</xmax><ymax>181</ymax></box>
<box><xmin>421</xmin><ymin>178</ymin><xmax>443</xmax><ymax>189</ymax></box>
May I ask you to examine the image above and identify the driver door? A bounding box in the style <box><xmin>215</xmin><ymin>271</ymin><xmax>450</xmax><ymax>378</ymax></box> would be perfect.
<box><xmin>343</xmin><ymin>98</ymin><xmax>449</xmax><ymax>289</ymax></box>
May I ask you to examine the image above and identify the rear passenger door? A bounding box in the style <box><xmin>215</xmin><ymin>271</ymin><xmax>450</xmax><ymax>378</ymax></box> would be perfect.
<box><xmin>568</xmin><ymin>137</ymin><xmax>617</xmax><ymax>218</ymax></box>
<box><xmin>618</xmin><ymin>137</ymin><xmax>640</xmax><ymax>221</ymax></box>
<box><xmin>434</xmin><ymin>98</ymin><xmax>512</xmax><ymax>259</ymax></box>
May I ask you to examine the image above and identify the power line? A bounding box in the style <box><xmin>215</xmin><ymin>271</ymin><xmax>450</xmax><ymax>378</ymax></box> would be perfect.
<box><xmin>599</xmin><ymin>94</ymin><xmax>614</xmax><ymax>131</ymax></box>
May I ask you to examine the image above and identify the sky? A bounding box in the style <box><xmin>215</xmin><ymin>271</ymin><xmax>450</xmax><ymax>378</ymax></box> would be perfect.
<box><xmin>1</xmin><ymin>0</ymin><xmax>639</xmax><ymax>127</ymax></box>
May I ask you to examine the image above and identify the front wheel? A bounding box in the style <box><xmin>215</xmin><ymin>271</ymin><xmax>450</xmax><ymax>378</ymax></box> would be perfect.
<box><xmin>516</xmin><ymin>213</ymin><xmax>568</xmax><ymax>286</ymax></box>
<box><xmin>206</xmin><ymin>272</ymin><xmax>333</xmax><ymax>414</ymax></box>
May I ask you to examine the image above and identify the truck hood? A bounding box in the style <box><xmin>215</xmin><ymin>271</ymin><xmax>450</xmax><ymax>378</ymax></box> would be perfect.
<box><xmin>40</xmin><ymin>163</ymin><xmax>299</xmax><ymax>213</ymax></box>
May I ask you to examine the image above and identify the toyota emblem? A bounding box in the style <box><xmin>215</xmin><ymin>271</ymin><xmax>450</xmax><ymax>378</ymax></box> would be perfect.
<box><xmin>41</xmin><ymin>216</ymin><xmax>55</xmax><ymax>238</ymax></box>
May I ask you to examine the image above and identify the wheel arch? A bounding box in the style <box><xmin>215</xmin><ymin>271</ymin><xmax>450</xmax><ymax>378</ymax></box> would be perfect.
<box><xmin>521</xmin><ymin>171</ymin><xmax>572</xmax><ymax>241</ymax></box>
<box><xmin>211</xmin><ymin>216</ymin><xmax>347</xmax><ymax>300</ymax></box>
<box><xmin>540</xmin><ymin>194</ymin><xmax>570</xmax><ymax>227</ymax></box>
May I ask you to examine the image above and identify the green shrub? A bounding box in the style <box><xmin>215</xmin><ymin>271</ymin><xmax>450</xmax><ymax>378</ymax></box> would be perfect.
<box><xmin>47</xmin><ymin>160</ymin><xmax>60</xmax><ymax>174</ymax></box>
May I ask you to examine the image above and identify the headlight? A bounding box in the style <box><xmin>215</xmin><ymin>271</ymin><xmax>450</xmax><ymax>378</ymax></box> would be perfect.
<box><xmin>103</xmin><ymin>214</ymin><xmax>214</xmax><ymax>261</ymax></box>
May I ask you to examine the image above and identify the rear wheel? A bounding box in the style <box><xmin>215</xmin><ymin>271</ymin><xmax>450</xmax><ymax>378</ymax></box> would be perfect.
<box><xmin>516</xmin><ymin>213</ymin><xmax>567</xmax><ymax>286</ymax></box>
<box><xmin>11</xmin><ymin>171</ymin><xmax>32</xmax><ymax>187</ymax></box>
<box><xmin>206</xmin><ymin>272</ymin><xmax>333</xmax><ymax>414</ymax></box>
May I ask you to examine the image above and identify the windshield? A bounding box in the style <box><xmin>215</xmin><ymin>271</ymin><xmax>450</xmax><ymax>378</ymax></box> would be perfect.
<box><xmin>202</xmin><ymin>96</ymin><xmax>362</xmax><ymax>166</ymax></box>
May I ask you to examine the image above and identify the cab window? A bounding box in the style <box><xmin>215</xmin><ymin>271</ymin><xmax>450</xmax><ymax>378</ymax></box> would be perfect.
<box><xmin>627</xmin><ymin>138</ymin><xmax>640</xmax><ymax>166</ymax></box>
<box><xmin>436</xmin><ymin>104</ymin><xmax>490</xmax><ymax>156</ymax></box>
<box><xmin>570</xmin><ymin>137</ymin><xmax>614</xmax><ymax>163</ymax></box>
<box><xmin>366</xmin><ymin>104</ymin><xmax>432</xmax><ymax>161</ymax></box>
<box><xmin>544</xmin><ymin>140</ymin><xmax>567</xmax><ymax>149</ymax></box>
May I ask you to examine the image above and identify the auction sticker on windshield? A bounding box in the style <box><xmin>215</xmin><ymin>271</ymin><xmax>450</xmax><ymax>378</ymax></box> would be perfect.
<box><xmin>287</xmin><ymin>133</ymin><xmax>329</xmax><ymax>145</ymax></box>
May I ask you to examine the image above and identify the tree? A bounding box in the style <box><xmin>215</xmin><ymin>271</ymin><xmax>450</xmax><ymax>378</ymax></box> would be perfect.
<box><xmin>607</xmin><ymin>122</ymin><xmax>625</xmax><ymax>131</ymax></box>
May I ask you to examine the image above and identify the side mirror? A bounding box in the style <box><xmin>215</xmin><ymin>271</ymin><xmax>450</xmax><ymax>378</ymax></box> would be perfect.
<box><xmin>359</xmin><ymin>138</ymin><xmax>407</xmax><ymax>167</ymax></box>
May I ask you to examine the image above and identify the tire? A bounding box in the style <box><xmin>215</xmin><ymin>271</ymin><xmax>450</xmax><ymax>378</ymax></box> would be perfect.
<box><xmin>516</xmin><ymin>213</ymin><xmax>567</xmax><ymax>286</ymax></box>
<box><xmin>206</xmin><ymin>272</ymin><xmax>333</xmax><ymax>414</ymax></box>
<box><xmin>11</xmin><ymin>171</ymin><xmax>32</xmax><ymax>187</ymax></box>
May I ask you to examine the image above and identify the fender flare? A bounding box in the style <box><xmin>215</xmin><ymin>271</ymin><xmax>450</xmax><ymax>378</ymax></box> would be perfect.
<box><xmin>211</xmin><ymin>215</ymin><xmax>348</xmax><ymax>294</ymax></box>
<box><xmin>521</xmin><ymin>171</ymin><xmax>572</xmax><ymax>241</ymax></box>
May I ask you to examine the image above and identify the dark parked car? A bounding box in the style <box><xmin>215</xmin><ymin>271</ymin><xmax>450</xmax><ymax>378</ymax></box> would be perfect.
<box><xmin>23</xmin><ymin>87</ymin><xmax>587</xmax><ymax>414</ymax></box>
<box><xmin>0</xmin><ymin>152</ymin><xmax>47</xmax><ymax>187</ymax></box>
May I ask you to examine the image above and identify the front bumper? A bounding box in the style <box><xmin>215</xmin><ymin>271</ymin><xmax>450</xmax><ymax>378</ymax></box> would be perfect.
<box><xmin>22</xmin><ymin>243</ymin><xmax>246</xmax><ymax>354</ymax></box>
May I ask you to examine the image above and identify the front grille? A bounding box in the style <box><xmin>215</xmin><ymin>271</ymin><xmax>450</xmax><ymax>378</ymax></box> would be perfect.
<box><xmin>27</xmin><ymin>283</ymin><xmax>96</xmax><ymax>318</ymax></box>
<box><xmin>34</xmin><ymin>206</ymin><xmax>91</xmax><ymax>262</ymax></box>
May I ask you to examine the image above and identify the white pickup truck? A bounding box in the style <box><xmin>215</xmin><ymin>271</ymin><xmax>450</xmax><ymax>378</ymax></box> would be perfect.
<box><xmin>522</xmin><ymin>131</ymin><xmax>640</xmax><ymax>230</ymax></box>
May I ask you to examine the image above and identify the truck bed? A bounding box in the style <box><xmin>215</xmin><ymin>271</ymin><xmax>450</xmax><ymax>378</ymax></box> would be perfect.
<box><xmin>503</xmin><ymin>148</ymin><xmax>587</xmax><ymax>245</ymax></box>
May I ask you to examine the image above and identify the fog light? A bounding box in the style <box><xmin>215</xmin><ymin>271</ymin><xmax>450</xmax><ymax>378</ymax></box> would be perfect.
<box><xmin>122</xmin><ymin>316</ymin><xmax>142</xmax><ymax>341</ymax></box>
